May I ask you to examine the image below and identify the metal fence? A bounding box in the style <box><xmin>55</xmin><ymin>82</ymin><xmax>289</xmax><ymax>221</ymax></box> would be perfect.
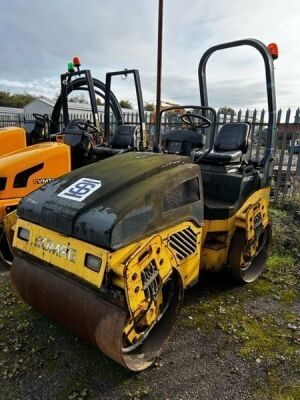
<box><xmin>214</xmin><ymin>108</ymin><xmax>300</xmax><ymax>204</ymax></box>
<box><xmin>1</xmin><ymin>108</ymin><xmax>299</xmax><ymax>204</ymax></box>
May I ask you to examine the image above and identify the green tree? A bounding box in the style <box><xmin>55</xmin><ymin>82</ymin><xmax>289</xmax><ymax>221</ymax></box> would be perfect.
<box><xmin>119</xmin><ymin>99</ymin><xmax>133</xmax><ymax>109</ymax></box>
<box><xmin>144</xmin><ymin>102</ymin><xmax>155</xmax><ymax>112</ymax></box>
<box><xmin>0</xmin><ymin>91</ymin><xmax>34</xmax><ymax>108</ymax></box>
<box><xmin>96</xmin><ymin>98</ymin><xmax>103</xmax><ymax>106</ymax></box>
<box><xmin>0</xmin><ymin>91</ymin><xmax>11</xmax><ymax>107</ymax></box>
<box><xmin>69</xmin><ymin>94</ymin><xmax>88</xmax><ymax>104</ymax></box>
<box><xmin>219</xmin><ymin>106</ymin><xmax>235</xmax><ymax>115</ymax></box>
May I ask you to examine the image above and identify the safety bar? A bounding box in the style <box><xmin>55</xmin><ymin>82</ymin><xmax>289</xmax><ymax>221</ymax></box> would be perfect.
<box><xmin>198</xmin><ymin>39</ymin><xmax>277</xmax><ymax>185</ymax></box>
<box><xmin>104</xmin><ymin>69</ymin><xmax>146</xmax><ymax>149</ymax></box>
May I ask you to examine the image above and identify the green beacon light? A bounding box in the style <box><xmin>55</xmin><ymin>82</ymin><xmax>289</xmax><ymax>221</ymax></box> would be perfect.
<box><xmin>67</xmin><ymin>62</ymin><xmax>75</xmax><ymax>73</ymax></box>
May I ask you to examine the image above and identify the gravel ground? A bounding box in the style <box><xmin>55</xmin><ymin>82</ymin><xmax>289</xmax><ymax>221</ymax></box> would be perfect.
<box><xmin>0</xmin><ymin>205</ymin><xmax>299</xmax><ymax>400</ymax></box>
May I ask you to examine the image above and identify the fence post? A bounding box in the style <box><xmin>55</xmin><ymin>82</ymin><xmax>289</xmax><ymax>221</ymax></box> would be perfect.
<box><xmin>249</xmin><ymin>109</ymin><xmax>257</xmax><ymax>159</ymax></box>
<box><xmin>255</xmin><ymin>109</ymin><xmax>265</xmax><ymax>162</ymax></box>
<box><xmin>296</xmin><ymin>152</ymin><xmax>300</xmax><ymax>177</ymax></box>
<box><xmin>274</xmin><ymin>108</ymin><xmax>282</xmax><ymax>156</ymax></box>
<box><xmin>237</xmin><ymin>109</ymin><xmax>242</xmax><ymax>123</ymax></box>
<box><xmin>274</xmin><ymin>108</ymin><xmax>291</xmax><ymax>202</ymax></box>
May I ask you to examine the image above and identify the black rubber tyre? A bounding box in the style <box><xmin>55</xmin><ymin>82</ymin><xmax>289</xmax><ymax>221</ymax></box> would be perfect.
<box><xmin>227</xmin><ymin>224</ymin><xmax>272</xmax><ymax>283</ymax></box>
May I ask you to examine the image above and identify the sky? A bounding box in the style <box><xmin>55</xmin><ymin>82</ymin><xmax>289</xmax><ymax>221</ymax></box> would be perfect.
<box><xmin>0</xmin><ymin>0</ymin><xmax>300</xmax><ymax>111</ymax></box>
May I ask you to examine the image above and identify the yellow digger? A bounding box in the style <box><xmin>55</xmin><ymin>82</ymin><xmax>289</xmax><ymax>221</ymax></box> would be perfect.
<box><xmin>10</xmin><ymin>39</ymin><xmax>276</xmax><ymax>371</ymax></box>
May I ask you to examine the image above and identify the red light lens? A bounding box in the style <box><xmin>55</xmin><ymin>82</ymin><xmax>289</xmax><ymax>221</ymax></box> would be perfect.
<box><xmin>268</xmin><ymin>43</ymin><xmax>278</xmax><ymax>60</ymax></box>
<box><xmin>73</xmin><ymin>56</ymin><xmax>81</xmax><ymax>67</ymax></box>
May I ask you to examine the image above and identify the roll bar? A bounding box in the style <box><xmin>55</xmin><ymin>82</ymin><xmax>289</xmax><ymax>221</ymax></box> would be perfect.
<box><xmin>50</xmin><ymin>73</ymin><xmax>123</xmax><ymax>142</ymax></box>
<box><xmin>60</xmin><ymin>69</ymin><xmax>99</xmax><ymax>129</ymax></box>
<box><xmin>104</xmin><ymin>69</ymin><xmax>146</xmax><ymax>150</ymax></box>
<box><xmin>198</xmin><ymin>39</ymin><xmax>277</xmax><ymax>185</ymax></box>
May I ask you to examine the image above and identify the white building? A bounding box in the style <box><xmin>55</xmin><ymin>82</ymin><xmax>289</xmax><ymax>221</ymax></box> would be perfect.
<box><xmin>23</xmin><ymin>97</ymin><xmax>138</xmax><ymax>117</ymax></box>
<box><xmin>23</xmin><ymin>97</ymin><xmax>105</xmax><ymax>117</ymax></box>
<box><xmin>0</xmin><ymin>98</ymin><xmax>148</xmax><ymax>129</ymax></box>
<box><xmin>0</xmin><ymin>106</ymin><xmax>24</xmax><ymax>116</ymax></box>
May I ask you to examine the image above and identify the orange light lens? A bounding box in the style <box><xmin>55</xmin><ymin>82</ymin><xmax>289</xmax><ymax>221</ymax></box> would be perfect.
<box><xmin>73</xmin><ymin>56</ymin><xmax>81</xmax><ymax>67</ymax></box>
<box><xmin>268</xmin><ymin>43</ymin><xmax>278</xmax><ymax>60</ymax></box>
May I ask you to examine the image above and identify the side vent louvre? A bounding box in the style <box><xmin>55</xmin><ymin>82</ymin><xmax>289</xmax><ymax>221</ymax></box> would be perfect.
<box><xmin>169</xmin><ymin>227</ymin><xmax>198</xmax><ymax>261</ymax></box>
<box><xmin>13</xmin><ymin>163</ymin><xmax>44</xmax><ymax>188</ymax></box>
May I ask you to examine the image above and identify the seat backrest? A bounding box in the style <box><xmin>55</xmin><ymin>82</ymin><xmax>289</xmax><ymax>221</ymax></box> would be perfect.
<box><xmin>30</xmin><ymin>119</ymin><xmax>45</xmax><ymax>139</ymax></box>
<box><xmin>110</xmin><ymin>125</ymin><xmax>136</xmax><ymax>149</ymax></box>
<box><xmin>214</xmin><ymin>122</ymin><xmax>251</xmax><ymax>153</ymax></box>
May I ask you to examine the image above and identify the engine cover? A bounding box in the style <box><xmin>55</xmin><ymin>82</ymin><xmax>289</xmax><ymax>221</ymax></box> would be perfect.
<box><xmin>18</xmin><ymin>152</ymin><xmax>203</xmax><ymax>249</ymax></box>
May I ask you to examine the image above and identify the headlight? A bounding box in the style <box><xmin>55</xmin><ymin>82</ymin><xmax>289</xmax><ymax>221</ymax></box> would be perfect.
<box><xmin>85</xmin><ymin>254</ymin><xmax>102</xmax><ymax>272</ymax></box>
<box><xmin>18</xmin><ymin>227</ymin><xmax>30</xmax><ymax>242</ymax></box>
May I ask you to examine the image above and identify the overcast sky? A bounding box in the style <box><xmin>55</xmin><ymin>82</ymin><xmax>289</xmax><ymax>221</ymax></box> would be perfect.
<box><xmin>0</xmin><ymin>0</ymin><xmax>300</xmax><ymax>111</ymax></box>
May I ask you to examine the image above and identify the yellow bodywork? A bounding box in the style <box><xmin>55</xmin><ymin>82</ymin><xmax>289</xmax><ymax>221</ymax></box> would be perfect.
<box><xmin>1</xmin><ymin>210</ymin><xmax>18</xmax><ymax>257</ymax></box>
<box><xmin>0</xmin><ymin>127</ymin><xmax>26</xmax><ymax>157</ymax></box>
<box><xmin>12</xmin><ymin>187</ymin><xmax>270</xmax><ymax>291</ymax></box>
<box><xmin>201</xmin><ymin>187</ymin><xmax>270</xmax><ymax>271</ymax></box>
<box><xmin>13</xmin><ymin>218</ymin><xmax>108</xmax><ymax>287</ymax></box>
<box><xmin>13</xmin><ymin>217</ymin><xmax>202</xmax><ymax>345</ymax></box>
<box><xmin>0</xmin><ymin>142</ymin><xmax>71</xmax><ymax>220</ymax></box>
<box><xmin>11</xmin><ymin>187</ymin><xmax>270</xmax><ymax>345</ymax></box>
<box><xmin>13</xmin><ymin>219</ymin><xmax>202</xmax><ymax>291</ymax></box>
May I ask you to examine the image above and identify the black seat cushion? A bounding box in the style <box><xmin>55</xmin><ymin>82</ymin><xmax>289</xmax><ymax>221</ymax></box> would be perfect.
<box><xmin>200</xmin><ymin>122</ymin><xmax>251</xmax><ymax>165</ymax></box>
<box><xmin>110</xmin><ymin>125</ymin><xmax>136</xmax><ymax>149</ymax></box>
<box><xmin>93</xmin><ymin>124</ymin><xmax>137</xmax><ymax>158</ymax></box>
<box><xmin>201</xmin><ymin>149</ymin><xmax>242</xmax><ymax>163</ymax></box>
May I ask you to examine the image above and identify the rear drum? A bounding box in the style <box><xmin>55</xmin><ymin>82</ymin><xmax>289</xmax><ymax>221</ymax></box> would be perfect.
<box><xmin>227</xmin><ymin>224</ymin><xmax>272</xmax><ymax>283</ymax></box>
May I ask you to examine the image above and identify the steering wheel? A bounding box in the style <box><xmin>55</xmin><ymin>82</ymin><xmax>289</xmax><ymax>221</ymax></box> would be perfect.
<box><xmin>75</xmin><ymin>121</ymin><xmax>99</xmax><ymax>135</ymax></box>
<box><xmin>32</xmin><ymin>113</ymin><xmax>52</xmax><ymax>124</ymax></box>
<box><xmin>32</xmin><ymin>113</ymin><xmax>46</xmax><ymax>121</ymax></box>
<box><xmin>180</xmin><ymin>113</ymin><xmax>212</xmax><ymax>129</ymax></box>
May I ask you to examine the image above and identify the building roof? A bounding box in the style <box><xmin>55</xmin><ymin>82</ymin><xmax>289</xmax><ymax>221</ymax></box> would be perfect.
<box><xmin>29</xmin><ymin>98</ymin><xmax>99</xmax><ymax>111</ymax></box>
<box><xmin>68</xmin><ymin>102</ymin><xmax>103</xmax><ymax>111</ymax></box>
<box><xmin>26</xmin><ymin>97</ymin><xmax>136</xmax><ymax>113</ymax></box>
<box><xmin>0</xmin><ymin>106</ymin><xmax>24</xmax><ymax>115</ymax></box>
<box><xmin>33</xmin><ymin>97</ymin><xmax>55</xmax><ymax>107</ymax></box>
<box><xmin>27</xmin><ymin>97</ymin><xmax>101</xmax><ymax>111</ymax></box>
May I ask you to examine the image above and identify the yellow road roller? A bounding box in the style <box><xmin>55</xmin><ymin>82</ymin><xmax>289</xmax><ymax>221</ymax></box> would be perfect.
<box><xmin>10</xmin><ymin>39</ymin><xmax>276</xmax><ymax>371</ymax></box>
